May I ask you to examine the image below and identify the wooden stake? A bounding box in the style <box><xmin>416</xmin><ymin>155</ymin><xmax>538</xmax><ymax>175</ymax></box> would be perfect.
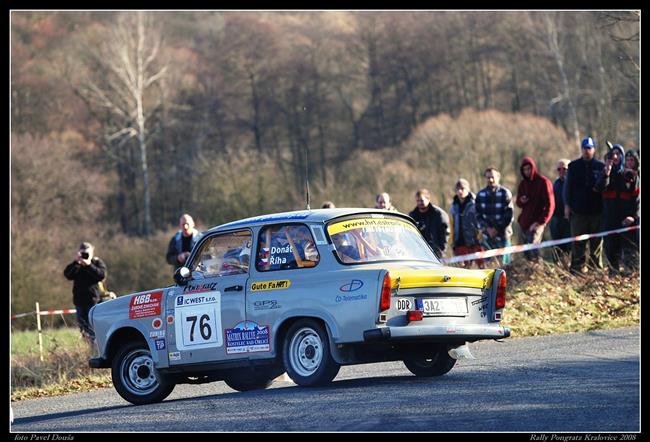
<box><xmin>35</xmin><ymin>302</ymin><xmax>44</xmax><ymax>362</ymax></box>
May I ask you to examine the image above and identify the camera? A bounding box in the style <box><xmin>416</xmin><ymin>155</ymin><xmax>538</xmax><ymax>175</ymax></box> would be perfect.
<box><xmin>80</xmin><ymin>252</ymin><xmax>90</xmax><ymax>260</ymax></box>
<box><xmin>605</xmin><ymin>151</ymin><xmax>613</xmax><ymax>160</ymax></box>
<box><xmin>624</xmin><ymin>169</ymin><xmax>636</xmax><ymax>182</ymax></box>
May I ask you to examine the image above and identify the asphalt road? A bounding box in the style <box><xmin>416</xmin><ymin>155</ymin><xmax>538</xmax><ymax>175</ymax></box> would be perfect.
<box><xmin>11</xmin><ymin>326</ymin><xmax>639</xmax><ymax>432</ymax></box>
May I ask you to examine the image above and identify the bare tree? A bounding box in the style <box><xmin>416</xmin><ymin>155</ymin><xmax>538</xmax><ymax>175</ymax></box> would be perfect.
<box><xmin>541</xmin><ymin>12</ymin><xmax>580</xmax><ymax>143</ymax></box>
<box><xmin>75</xmin><ymin>12</ymin><xmax>167</xmax><ymax>236</ymax></box>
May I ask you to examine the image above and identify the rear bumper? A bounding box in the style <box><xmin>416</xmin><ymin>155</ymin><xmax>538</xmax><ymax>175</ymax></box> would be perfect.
<box><xmin>89</xmin><ymin>357</ymin><xmax>110</xmax><ymax>368</ymax></box>
<box><xmin>363</xmin><ymin>324</ymin><xmax>510</xmax><ymax>342</ymax></box>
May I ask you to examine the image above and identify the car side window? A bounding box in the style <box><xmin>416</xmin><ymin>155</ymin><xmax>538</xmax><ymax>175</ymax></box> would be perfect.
<box><xmin>256</xmin><ymin>224</ymin><xmax>320</xmax><ymax>272</ymax></box>
<box><xmin>192</xmin><ymin>230</ymin><xmax>251</xmax><ymax>277</ymax></box>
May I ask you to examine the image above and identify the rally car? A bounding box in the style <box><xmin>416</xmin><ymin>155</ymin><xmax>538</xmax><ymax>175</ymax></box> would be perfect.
<box><xmin>89</xmin><ymin>208</ymin><xmax>510</xmax><ymax>405</ymax></box>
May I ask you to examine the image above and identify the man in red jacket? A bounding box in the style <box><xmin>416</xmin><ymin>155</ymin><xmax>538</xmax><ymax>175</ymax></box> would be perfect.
<box><xmin>516</xmin><ymin>156</ymin><xmax>555</xmax><ymax>262</ymax></box>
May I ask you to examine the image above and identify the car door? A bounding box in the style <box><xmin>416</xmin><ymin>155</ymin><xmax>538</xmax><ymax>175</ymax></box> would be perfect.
<box><xmin>246</xmin><ymin>223</ymin><xmax>322</xmax><ymax>359</ymax></box>
<box><xmin>166</xmin><ymin>229</ymin><xmax>252</xmax><ymax>366</ymax></box>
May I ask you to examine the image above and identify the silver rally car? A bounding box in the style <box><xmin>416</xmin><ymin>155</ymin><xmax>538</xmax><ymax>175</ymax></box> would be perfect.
<box><xmin>89</xmin><ymin>208</ymin><xmax>510</xmax><ymax>405</ymax></box>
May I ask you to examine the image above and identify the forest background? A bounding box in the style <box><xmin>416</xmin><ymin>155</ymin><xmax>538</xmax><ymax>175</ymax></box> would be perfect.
<box><xmin>10</xmin><ymin>10</ymin><xmax>640</xmax><ymax>323</ymax></box>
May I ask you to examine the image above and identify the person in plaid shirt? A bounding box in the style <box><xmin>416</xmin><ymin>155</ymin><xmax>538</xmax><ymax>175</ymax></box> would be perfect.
<box><xmin>475</xmin><ymin>167</ymin><xmax>514</xmax><ymax>265</ymax></box>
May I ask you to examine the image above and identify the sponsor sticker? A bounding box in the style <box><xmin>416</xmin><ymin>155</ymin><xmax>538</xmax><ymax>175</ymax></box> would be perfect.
<box><xmin>129</xmin><ymin>291</ymin><xmax>163</xmax><ymax>319</ymax></box>
<box><xmin>152</xmin><ymin>318</ymin><xmax>163</xmax><ymax>329</ymax></box>
<box><xmin>327</xmin><ymin>218</ymin><xmax>418</xmax><ymax>235</ymax></box>
<box><xmin>155</xmin><ymin>339</ymin><xmax>166</xmax><ymax>350</ymax></box>
<box><xmin>166</xmin><ymin>315</ymin><xmax>174</xmax><ymax>325</ymax></box>
<box><xmin>169</xmin><ymin>351</ymin><xmax>181</xmax><ymax>361</ymax></box>
<box><xmin>335</xmin><ymin>294</ymin><xmax>368</xmax><ymax>303</ymax></box>
<box><xmin>471</xmin><ymin>296</ymin><xmax>489</xmax><ymax>306</ymax></box>
<box><xmin>182</xmin><ymin>282</ymin><xmax>218</xmax><ymax>294</ymax></box>
<box><xmin>225</xmin><ymin>321</ymin><xmax>270</xmax><ymax>354</ymax></box>
<box><xmin>340</xmin><ymin>279</ymin><xmax>364</xmax><ymax>292</ymax></box>
<box><xmin>253</xmin><ymin>300</ymin><xmax>281</xmax><ymax>311</ymax></box>
<box><xmin>149</xmin><ymin>330</ymin><xmax>165</xmax><ymax>339</ymax></box>
<box><xmin>250</xmin><ymin>280</ymin><xmax>291</xmax><ymax>292</ymax></box>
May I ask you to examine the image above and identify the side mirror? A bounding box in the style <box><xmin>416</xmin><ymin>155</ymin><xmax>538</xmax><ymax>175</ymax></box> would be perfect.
<box><xmin>173</xmin><ymin>266</ymin><xmax>191</xmax><ymax>286</ymax></box>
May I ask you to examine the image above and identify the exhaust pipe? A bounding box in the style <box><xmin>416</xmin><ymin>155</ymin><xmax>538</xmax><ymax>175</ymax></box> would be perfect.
<box><xmin>448</xmin><ymin>343</ymin><xmax>475</xmax><ymax>360</ymax></box>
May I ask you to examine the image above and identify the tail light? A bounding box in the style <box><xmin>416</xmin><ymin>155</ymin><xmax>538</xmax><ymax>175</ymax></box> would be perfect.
<box><xmin>380</xmin><ymin>272</ymin><xmax>392</xmax><ymax>311</ymax></box>
<box><xmin>407</xmin><ymin>310</ymin><xmax>423</xmax><ymax>322</ymax></box>
<box><xmin>495</xmin><ymin>271</ymin><xmax>506</xmax><ymax>309</ymax></box>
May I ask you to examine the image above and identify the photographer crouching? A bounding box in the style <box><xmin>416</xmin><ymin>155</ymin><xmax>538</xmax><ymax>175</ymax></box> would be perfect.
<box><xmin>63</xmin><ymin>242</ymin><xmax>107</xmax><ymax>340</ymax></box>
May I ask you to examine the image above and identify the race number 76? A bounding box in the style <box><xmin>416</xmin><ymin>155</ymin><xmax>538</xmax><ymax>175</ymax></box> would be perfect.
<box><xmin>179</xmin><ymin>308</ymin><xmax>219</xmax><ymax>347</ymax></box>
<box><xmin>185</xmin><ymin>314</ymin><xmax>212</xmax><ymax>341</ymax></box>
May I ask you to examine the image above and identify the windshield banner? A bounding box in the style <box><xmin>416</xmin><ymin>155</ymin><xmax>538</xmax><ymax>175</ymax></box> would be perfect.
<box><xmin>327</xmin><ymin>218</ymin><xmax>418</xmax><ymax>236</ymax></box>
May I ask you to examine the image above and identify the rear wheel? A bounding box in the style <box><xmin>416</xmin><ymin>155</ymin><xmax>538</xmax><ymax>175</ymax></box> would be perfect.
<box><xmin>111</xmin><ymin>341</ymin><xmax>175</xmax><ymax>405</ymax></box>
<box><xmin>403</xmin><ymin>345</ymin><xmax>457</xmax><ymax>377</ymax></box>
<box><xmin>283</xmin><ymin>319</ymin><xmax>340</xmax><ymax>387</ymax></box>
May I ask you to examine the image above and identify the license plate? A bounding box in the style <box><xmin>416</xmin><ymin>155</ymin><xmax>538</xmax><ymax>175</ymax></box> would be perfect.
<box><xmin>419</xmin><ymin>298</ymin><xmax>468</xmax><ymax>316</ymax></box>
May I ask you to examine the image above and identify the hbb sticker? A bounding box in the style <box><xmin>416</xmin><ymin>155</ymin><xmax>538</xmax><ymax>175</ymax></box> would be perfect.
<box><xmin>129</xmin><ymin>291</ymin><xmax>163</xmax><ymax>319</ymax></box>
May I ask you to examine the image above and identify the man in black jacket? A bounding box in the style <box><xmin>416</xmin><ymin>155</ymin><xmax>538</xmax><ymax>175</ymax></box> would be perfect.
<box><xmin>409</xmin><ymin>188</ymin><xmax>450</xmax><ymax>258</ymax></box>
<box><xmin>563</xmin><ymin>137</ymin><xmax>605</xmax><ymax>273</ymax></box>
<box><xmin>63</xmin><ymin>242</ymin><xmax>107</xmax><ymax>339</ymax></box>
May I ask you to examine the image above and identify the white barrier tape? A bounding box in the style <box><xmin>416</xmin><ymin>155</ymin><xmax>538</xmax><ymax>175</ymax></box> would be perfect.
<box><xmin>11</xmin><ymin>308</ymin><xmax>77</xmax><ymax>320</ymax></box>
<box><xmin>10</xmin><ymin>311</ymin><xmax>36</xmax><ymax>320</ymax></box>
<box><xmin>442</xmin><ymin>225</ymin><xmax>640</xmax><ymax>264</ymax></box>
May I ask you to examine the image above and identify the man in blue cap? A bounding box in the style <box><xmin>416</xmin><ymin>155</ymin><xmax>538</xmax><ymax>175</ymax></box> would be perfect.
<box><xmin>563</xmin><ymin>137</ymin><xmax>605</xmax><ymax>274</ymax></box>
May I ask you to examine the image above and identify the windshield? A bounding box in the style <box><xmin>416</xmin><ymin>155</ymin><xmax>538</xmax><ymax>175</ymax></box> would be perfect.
<box><xmin>327</xmin><ymin>216</ymin><xmax>438</xmax><ymax>264</ymax></box>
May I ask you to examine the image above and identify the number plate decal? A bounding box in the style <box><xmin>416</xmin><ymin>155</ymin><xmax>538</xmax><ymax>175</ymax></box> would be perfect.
<box><xmin>174</xmin><ymin>291</ymin><xmax>222</xmax><ymax>350</ymax></box>
<box><xmin>419</xmin><ymin>298</ymin><xmax>468</xmax><ymax>316</ymax></box>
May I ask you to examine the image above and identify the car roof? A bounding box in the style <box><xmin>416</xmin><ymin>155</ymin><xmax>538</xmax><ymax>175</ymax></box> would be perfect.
<box><xmin>206</xmin><ymin>208</ymin><xmax>414</xmax><ymax>233</ymax></box>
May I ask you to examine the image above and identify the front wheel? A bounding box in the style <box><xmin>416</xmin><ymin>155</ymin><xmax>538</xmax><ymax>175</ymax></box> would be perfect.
<box><xmin>282</xmin><ymin>319</ymin><xmax>340</xmax><ymax>387</ymax></box>
<box><xmin>111</xmin><ymin>341</ymin><xmax>175</xmax><ymax>405</ymax></box>
<box><xmin>403</xmin><ymin>345</ymin><xmax>457</xmax><ymax>377</ymax></box>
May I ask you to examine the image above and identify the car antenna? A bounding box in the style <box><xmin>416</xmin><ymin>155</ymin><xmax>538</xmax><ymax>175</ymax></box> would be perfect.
<box><xmin>303</xmin><ymin>106</ymin><xmax>311</xmax><ymax>210</ymax></box>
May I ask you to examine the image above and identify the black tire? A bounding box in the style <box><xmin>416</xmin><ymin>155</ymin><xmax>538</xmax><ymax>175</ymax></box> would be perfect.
<box><xmin>111</xmin><ymin>341</ymin><xmax>175</xmax><ymax>405</ymax></box>
<box><xmin>282</xmin><ymin>319</ymin><xmax>340</xmax><ymax>387</ymax></box>
<box><xmin>224</xmin><ymin>375</ymin><xmax>273</xmax><ymax>392</ymax></box>
<box><xmin>403</xmin><ymin>345</ymin><xmax>457</xmax><ymax>377</ymax></box>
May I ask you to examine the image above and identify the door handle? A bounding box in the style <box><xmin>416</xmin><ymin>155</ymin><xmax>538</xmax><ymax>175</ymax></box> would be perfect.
<box><xmin>224</xmin><ymin>285</ymin><xmax>243</xmax><ymax>292</ymax></box>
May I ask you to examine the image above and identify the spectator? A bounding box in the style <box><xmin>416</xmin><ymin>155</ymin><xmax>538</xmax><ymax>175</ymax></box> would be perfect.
<box><xmin>515</xmin><ymin>156</ymin><xmax>555</xmax><ymax>262</ymax></box>
<box><xmin>476</xmin><ymin>167</ymin><xmax>514</xmax><ymax>265</ymax></box>
<box><xmin>63</xmin><ymin>242</ymin><xmax>107</xmax><ymax>340</ymax></box>
<box><xmin>563</xmin><ymin>137</ymin><xmax>605</xmax><ymax>273</ymax></box>
<box><xmin>321</xmin><ymin>201</ymin><xmax>336</xmax><ymax>209</ymax></box>
<box><xmin>408</xmin><ymin>188</ymin><xmax>450</xmax><ymax>258</ymax></box>
<box><xmin>621</xmin><ymin>149</ymin><xmax>640</xmax><ymax>270</ymax></box>
<box><xmin>375</xmin><ymin>192</ymin><xmax>398</xmax><ymax>212</ymax></box>
<box><xmin>166</xmin><ymin>214</ymin><xmax>202</xmax><ymax>272</ymax></box>
<box><xmin>595</xmin><ymin>144</ymin><xmax>639</xmax><ymax>274</ymax></box>
<box><xmin>550</xmin><ymin>158</ymin><xmax>572</xmax><ymax>256</ymax></box>
<box><xmin>449</xmin><ymin>178</ymin><xmax>484</xmax><ymax>268</ymax></box>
